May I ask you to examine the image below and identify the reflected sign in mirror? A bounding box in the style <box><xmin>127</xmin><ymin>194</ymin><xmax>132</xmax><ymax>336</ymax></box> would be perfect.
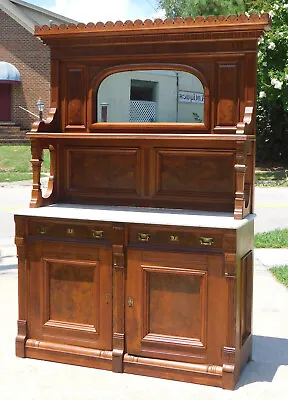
<box><xmin>97</xmin><ymin>70</ymin><xmax>204</xmax><ymax>123</ymax></box>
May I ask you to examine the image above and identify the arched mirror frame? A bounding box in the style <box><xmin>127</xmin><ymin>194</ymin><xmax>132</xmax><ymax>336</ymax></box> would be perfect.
<box><xmin>88</xmin><ymin>64</ymin><xmax>210</xmax><ymax>133</ymax></box>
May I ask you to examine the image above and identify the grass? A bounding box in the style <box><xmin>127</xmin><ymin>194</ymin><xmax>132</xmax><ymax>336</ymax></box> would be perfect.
<box><xmin>270</xmin><ymin>266</ymin><xmax>288</xmax><ymax>287</ymax></box>
<box><xmin>0</xmin><ymin>145</ymin><xmax>50</xmax><ymax>182</ymax></box>
<box><xmin>255</xmin><ymin>168</ymin><xmax>288</xmax><ymax>187</ymax></box>
<box><xmin>254</xmin><ymin>229</ymin><xmax>288</xmax><ymax>248</ymax></box>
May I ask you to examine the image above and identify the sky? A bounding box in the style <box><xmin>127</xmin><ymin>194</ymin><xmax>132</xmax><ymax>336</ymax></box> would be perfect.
<box><xmin>27</xmin><ymin>0</ymin><xmax>165</xmax><ymax>23</ymax></box>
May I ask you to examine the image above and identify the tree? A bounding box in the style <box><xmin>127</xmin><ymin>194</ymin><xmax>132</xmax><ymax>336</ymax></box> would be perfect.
<box><xmin>158</xmin><ymin>0</ymin><xmax>288</xmax><ymax>165</ymax></box>
<box><xmin>158</xmin><ymin>0</ymin><xmax>246</xmax><ymax>18</ymax></box>
<box><xmin>248</xmin><ymin>1</ymin><xmax>288</xmax><ymax>164</ymax></box>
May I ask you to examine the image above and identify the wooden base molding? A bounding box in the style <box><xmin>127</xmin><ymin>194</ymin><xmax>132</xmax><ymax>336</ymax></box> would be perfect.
<box><xmin>20</xmin><ymin>337</ymin><xmax>253</xmax><ymax>389</ymax></box>
<box><xmin>15</xmin><ymin>320</ymin><xmax>28</xmax><ymax>358</ymax></box>
<box><xmin>25</xmin><ymin>339</ymin><xmax>113</xmax><ymax>371</ymax></box>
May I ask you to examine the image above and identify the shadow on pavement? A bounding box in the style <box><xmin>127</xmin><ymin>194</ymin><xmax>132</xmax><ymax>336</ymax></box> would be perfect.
<box><xmin>0</xmin><ymin>264</ymin><xmax>18</xmax><ymax>272</ymax></box>
<box><xmin>237</xmin><ymin>335</ymin><xmax>288</xmax><ymax>388</ymax></box>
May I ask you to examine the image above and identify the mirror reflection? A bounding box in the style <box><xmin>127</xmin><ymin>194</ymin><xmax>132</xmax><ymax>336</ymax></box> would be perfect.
<box><xmin>97</xmin><ymin>70</ymin><xmax>204</xmax><ymax>123</ymax></box>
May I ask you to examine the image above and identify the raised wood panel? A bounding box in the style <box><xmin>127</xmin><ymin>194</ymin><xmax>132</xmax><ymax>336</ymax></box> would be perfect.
<box><xmin>65</xmin><ymin>147</ymin><xmax>142</xmax><ymax>198</ymax></box>
<box><xmin>66</xmin><ymin>68</ymin><xmax>86</xmax><ymax>128</ymax></box>
<box><xmin>152</xmin><ymin>149</ymin><xmax>234</xmax><ymax>201</ymax></box>
<box><xmin>216</xmin><ymin>64</ymin><xmax>239</xmax><ymax>126</ymax></box>
<box><xmin>43</xmin><ymin>259</ymin><xmax>98</xmax><ymax>328</ymax></box>
<box><xmin>143</xmin><ymin>265</ymin><xmax>207</xmax><ymax>344</ymax></box>
<box><xmin>240</xmin><ymin>251</ymin><xmax>253</xmax><ymax>345</ymax></box>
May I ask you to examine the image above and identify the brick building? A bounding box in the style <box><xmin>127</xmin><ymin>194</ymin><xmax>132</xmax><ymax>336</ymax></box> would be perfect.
<box><xmin>0</xmin><ymin>0</ymin><xmax>78</xmax><ymax>132</ymax></box>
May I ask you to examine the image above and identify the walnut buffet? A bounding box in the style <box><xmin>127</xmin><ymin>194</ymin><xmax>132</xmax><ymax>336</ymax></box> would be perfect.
<box><xmin>15</xmin><ymin>14</ymin><xmax>270</xmax><ymax>390</ymax></box>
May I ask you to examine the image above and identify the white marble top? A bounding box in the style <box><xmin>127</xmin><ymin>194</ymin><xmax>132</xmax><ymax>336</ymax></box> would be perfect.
<box><xmin>14</xmin><ymin>204</ymin><xmax>255</xmax><ymax>229</ymax></box>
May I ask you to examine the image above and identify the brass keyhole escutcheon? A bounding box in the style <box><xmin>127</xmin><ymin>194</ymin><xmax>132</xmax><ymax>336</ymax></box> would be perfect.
<box><xmin>170</xmin><ymin>235</ymin><xmax>179</xmax><ymax>242</ymax></box>
<box><xmin>128</xmin><ymin>297</ymin><xmax>134</xmax><ymax>307</ymax></box>
<box><xmin>66</xmin><ymin>228</ymin><xmax>74</xmax><ymax>235</ymax></box>
<box><xmin>200</xmin><ymin>237</ymin><xmax>214</xmax><ymax>246</ymax></box>
<box><xmin>38</xmin><ymin>226</ymin><xmax>48</xmax><ymax>235</ymax></box>
<box><xmin>138</xmin><ymin>233</ymin><xmax>150</xmax><ymax>242</ymax></box>
<box><xmin>92</xmin><ymin>230</ymin><xmax>104</xmax><ymax>239</ymax></box>
<box><xmin>105</xmin><ymin>293</ymin><xmax>111</xmax><ymax>304</ymax></box>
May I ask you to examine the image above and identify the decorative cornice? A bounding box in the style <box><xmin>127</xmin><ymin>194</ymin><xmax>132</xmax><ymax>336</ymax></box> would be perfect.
<box><xmin>35</xmin><ymin>13</ymin><xmax>270</xmax><ymax>37</ymax></box>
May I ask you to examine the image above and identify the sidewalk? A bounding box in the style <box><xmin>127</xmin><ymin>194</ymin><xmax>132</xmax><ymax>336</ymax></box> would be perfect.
<box><xmin>0</xmin><ymin>242</ymin><xmax>287</xmax><ymax>399</ymax></box>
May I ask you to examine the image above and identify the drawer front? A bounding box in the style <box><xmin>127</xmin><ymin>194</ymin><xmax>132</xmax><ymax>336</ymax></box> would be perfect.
<box><xmin>128</xmin><ymin>225</ymin><xmax>224</xmax><ymax>250</ymax></box>
<box><xmin>28</xmin><ymin>218</ymin><xmax>112</xmax><ymax>242</ymax></box>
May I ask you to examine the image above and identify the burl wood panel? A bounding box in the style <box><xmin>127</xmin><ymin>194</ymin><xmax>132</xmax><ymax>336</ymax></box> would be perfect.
<box><xmin>65</xmin><ymin>147</ymin><xmax>142</xmax><ymax>197</ymax></box>
<box><xmin>66</xmin><ymin>68</ymin><xmax>86</xmax><ymax>128</ymax></box>
<box><xmin>216</xmin><ymin>64</ymin><xmax>239</xmax><ymax>126</ymax></box>
<box><xmin>44</xmin><ymin>259</ymin><xmax>98</xmax><ymax>326</ymax></box>
<box><xmin>148</xmin><ymin>270</ymin><xmax>203</xmax><ymax>340</ymax></box>
<box><xmin>153</xmin><ymin>149</ymin><xmax>234</xmax><ymax>200</ymax></box>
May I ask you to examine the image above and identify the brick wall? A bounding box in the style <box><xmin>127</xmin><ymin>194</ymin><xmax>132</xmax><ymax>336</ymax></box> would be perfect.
<box><xmin>0</xmin><ymin>10</ymin><xmax>50</xmax><ymax>130</ymax></box>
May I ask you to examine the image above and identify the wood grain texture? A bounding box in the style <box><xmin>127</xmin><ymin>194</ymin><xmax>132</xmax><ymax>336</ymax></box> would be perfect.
<box><xmin>66</xmin><ymin>68</ymin><xmax>86</xmax><ymax>129</ymax></box>
<box><xmin>216</xmin><ymin>63</ymin><xmax>239</xmax><ymax>127</ymax></box>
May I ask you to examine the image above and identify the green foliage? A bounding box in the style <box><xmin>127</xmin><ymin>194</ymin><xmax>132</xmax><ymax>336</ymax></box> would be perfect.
<box><xmin>247</xmin><ymin>1</ymin><xmax>288</xmax><ymax>165</ymax></box>
<box><xmin>254</xmin><ymin>229</ymin><xmax>288</xmax><ymax>248</ymax></box>
<box><xmin>270</xmin><ymin>266</ymin><xmax>288</xmax><ymax>287</ymax></box>
<box><xmin>158</xmin><ymin>0</ymin><xmax>246</xmax><ymax>18</ymax></box>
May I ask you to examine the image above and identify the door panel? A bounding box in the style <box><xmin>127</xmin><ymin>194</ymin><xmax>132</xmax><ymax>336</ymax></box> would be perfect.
<box><xmin>27</xmin><ymin>242</ymin><xmax>113</xmax><ymax>350</ymax></box>
<box><xmin>126</xmin><ymin>249</ymin><xmax>225</xmax><ymax>364</ymax></box>
<box><xmin>148</xmin><ymin>270</ymin><xmax>203</xmax><ymax>338</ymax></box>
<box><xmin>0</xmin><ymin>84</ymin><xmax>11</xmax><ymax>121</ymax></box>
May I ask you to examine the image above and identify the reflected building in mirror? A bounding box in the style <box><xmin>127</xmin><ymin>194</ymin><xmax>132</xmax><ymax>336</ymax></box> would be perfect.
<box><xmin>97</xmin><ymin>70</ymin><xmax>204</xmax><ymax>123</ymax></box>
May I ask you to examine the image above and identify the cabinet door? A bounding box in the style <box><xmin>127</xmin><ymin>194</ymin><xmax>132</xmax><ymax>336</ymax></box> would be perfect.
<box><xmin>27</xmin><ymin>242</ymin><xmax>112</xmax><ymax>350</ymax></box>
<box><xmin>126</xmin><ymin>250</ymin><xmax>225</xmax><ymax>365</ymax></box>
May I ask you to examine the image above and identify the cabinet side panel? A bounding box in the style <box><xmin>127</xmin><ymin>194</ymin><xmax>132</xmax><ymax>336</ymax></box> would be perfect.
<box><xmin>240</xmin><ymin>251</ymin><xmax>253</xmax><ymax>345</ymax></box>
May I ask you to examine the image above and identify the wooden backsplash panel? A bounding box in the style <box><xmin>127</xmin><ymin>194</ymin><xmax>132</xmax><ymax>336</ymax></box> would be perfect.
<box><xmin>65</xmin><ymin>147</ymin><xmax>142</xmax><ymax>197</ymax></box>
<box><xmin>154</xmin><ymin>149</ymin><xmax>234</xmax><ymax>196</ymax></box>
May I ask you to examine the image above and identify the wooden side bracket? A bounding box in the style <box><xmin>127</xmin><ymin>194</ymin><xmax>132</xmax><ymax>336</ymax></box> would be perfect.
<box><xmin>31</xmin><ymin>108</ymin><xmax>59</xmax><ymax>133</ymax></box>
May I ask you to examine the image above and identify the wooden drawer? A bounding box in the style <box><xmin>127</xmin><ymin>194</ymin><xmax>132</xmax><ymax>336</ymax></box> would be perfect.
<box><xmin>27</xmin><ymin>218</ymin><xmax>112</xmax><ymax>242</ymax></box>
<box><xmin>128</xmin><ymin>225</ymin><xmax>224</xmax><ymax>250</ymax></box>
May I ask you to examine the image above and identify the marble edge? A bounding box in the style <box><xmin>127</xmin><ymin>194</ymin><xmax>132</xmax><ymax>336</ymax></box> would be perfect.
<box><xmin>13</xmin><ymin>204</ymin><xmax>255</xmax><ymax>229</ymax></box>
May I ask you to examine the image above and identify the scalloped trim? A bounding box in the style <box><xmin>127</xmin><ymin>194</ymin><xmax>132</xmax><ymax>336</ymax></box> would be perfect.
<box><xmin>35</xmin><ymin>13</ymin><xmax>270</xmax><ymax>34</ymax></box>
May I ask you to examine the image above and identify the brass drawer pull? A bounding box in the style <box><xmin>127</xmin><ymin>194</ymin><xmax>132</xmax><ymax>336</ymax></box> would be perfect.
<box><xmin>200</xmin><ymin>237</ymin><xmax>214</xmax><ymax>246</ymax></box>
<box><xmin>66</xmin><ymin>228</ymin><xmax>74</xmax><ymax>235</ymax></box>
<box><xmin>138</xmin><ymin>233</ymin><xmax>150</xmax><ymax>242</ymax></box>
<box><xmin>92</xmin><ymin>230</ymin><xmax>104</xmax><ymax>239</ymax></box>
<box><xmin>38</xmin><ymin>226</ymin><xmax>49</xmax><ymax>235</ymax></box>
<box><xmin>169</xmin><ymin>235</ymin><xmax>179</xmax><ymax>242</ymax></box>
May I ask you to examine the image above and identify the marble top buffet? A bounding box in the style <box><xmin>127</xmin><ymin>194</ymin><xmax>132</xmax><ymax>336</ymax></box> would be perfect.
<box><xmin>15</xmin><ymin>13</ymin><xmax>269</xmax><ymax>389</ymax></box>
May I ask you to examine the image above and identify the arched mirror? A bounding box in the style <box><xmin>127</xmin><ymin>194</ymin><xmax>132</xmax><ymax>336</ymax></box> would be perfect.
<box><xmin>95</xmin><ymin>69</ymin><xmax>205</xmax><ymax>124</ymax></box>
